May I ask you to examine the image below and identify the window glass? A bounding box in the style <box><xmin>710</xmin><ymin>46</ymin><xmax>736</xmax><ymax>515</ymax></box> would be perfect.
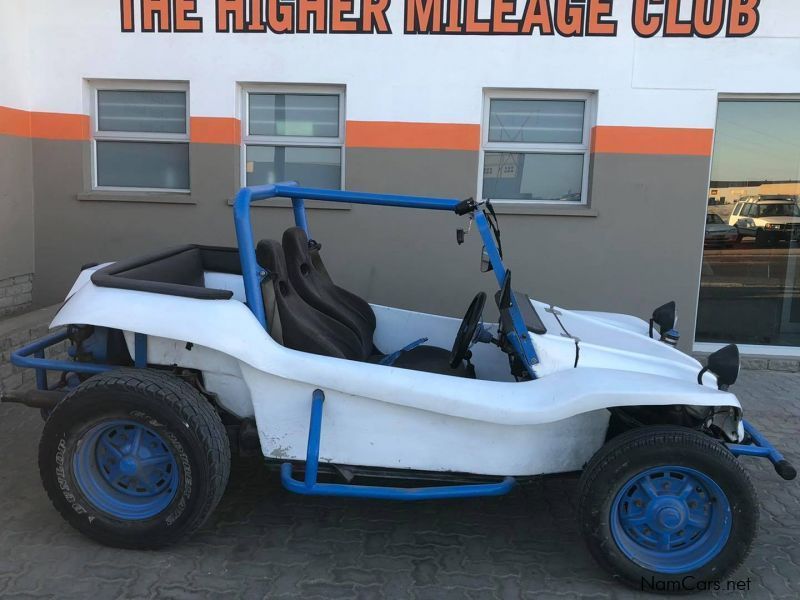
<box><xmin>488</xmin><ymin>99</ymin><xmax>584</xmax><ymax>144</ymax></box>
<box><xmin>482</xmin><ymin>152</ymin><xmax>583</xmax><ymax>202</ymax></box>
<box><xmin>246</xmin><ymin>146</ymin><xmax>341</xmax><ymax>189</ymax></box>
<box><xmin>249</xmin><ymin>94</ymin><xmax>339</xmax><ymax>138</ymax></box>
<box><xmin>96</xmin><ymin>141</ymin><xmax>189</xmax><ymax>189</ymax></box>
<box><xmin>98</xmin><ymin>90</ymin><xmax>187</xmax><ymax>134</ymax></box>
<box><xmin>697</xmin><ymin>100</ymin><xmax>800</xmax><ymax>347</ymax></box>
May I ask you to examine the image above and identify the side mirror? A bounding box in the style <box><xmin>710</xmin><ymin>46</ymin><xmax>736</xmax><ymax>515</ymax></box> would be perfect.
<box><xmin>698</xmin><ymin>344</ymin><xmax>740</xmax><ymax>390</ymax></box>
<box><xmin>480</xmin><ymin>246</ymin><xmax>492</xmax><ymax>272</ymax></box>
<box><xmin>649</xmin><ymin>301</ymin><xmax>676</xmax><ymax>338</ymax></box>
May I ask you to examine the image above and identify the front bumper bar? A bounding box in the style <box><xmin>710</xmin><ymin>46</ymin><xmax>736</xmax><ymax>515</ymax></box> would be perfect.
<box><xmin>728</xmin><ymin>420</ymin><xmax>797</xmax><ymax>480</ymax></box>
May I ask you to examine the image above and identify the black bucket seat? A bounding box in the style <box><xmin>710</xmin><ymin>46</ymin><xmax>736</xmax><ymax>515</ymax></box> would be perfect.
<box><xmin>257</xmin><ymin>233</ymin><xmax>472</xmax><ymax>378</ymax></box>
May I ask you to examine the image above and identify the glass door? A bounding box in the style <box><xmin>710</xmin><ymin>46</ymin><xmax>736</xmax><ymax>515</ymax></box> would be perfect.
<box><xmin>697</xmin><ymin>99</ymin><xmax>800</xmax><ymax>348</ymax></box>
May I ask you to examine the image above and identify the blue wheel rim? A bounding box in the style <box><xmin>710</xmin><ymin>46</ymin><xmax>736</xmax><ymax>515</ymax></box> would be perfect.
<box><xmin>72</xmin><ymin>419</ymin><xmax>179</xmax><ymax>520</ymax></box>
<box><xmin>610</xmin><ymin>466</ymin><xmax>732</xmax><ymax>574</ymax></box>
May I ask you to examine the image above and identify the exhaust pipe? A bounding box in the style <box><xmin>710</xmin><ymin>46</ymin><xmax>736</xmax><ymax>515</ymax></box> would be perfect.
<box><xmin>0</xmin><ymin>388</ymin><xmax>67</xmax><ymax>410</ymax></box>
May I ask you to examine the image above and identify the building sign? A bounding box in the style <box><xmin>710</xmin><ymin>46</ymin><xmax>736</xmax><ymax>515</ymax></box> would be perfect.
<box><xmin>120</xmin><ymin>0</ymin><xmax>761</xmax><ymax>37</ymax></box>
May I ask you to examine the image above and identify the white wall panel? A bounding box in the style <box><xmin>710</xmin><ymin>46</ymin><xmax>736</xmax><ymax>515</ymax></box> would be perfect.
<box><xmin>2</xmin><ymin>1</ymin><xmax>797</xmax><ymax>128</ymax></box>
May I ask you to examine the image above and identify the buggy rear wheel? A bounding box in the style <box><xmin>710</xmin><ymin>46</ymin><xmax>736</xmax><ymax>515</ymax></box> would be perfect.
<box><xmin>578</xmin><ymin>426</ymin><xmax>757</xmax><ymax>593</ymax></box>
<box><xmin>38</xmin><ymin>369</ymin><xmax>230</xmax><ymax>549</ymax></box>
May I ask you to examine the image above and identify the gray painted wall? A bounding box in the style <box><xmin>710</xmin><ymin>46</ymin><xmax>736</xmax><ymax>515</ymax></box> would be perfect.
<box><xmin>30</xmin><ymin>140</ymin><xmax>710</xmax><ymax>350</ymax></box>
<box><xmin>0</xmin><ymin>135</ymin><xmax>34</xmax><ymax>281</ymax></box>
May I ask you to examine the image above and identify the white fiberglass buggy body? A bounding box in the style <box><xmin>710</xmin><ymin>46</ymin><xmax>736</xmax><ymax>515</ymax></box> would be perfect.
<box><xmin>54</xmin><ymin>264</ymin><xmax>737</xmax><ymax>477</ymax></box>
<box><xmin>5</xmin><ymin>183</ymin><xmax>795</xmax><ymax>590</ymax></box>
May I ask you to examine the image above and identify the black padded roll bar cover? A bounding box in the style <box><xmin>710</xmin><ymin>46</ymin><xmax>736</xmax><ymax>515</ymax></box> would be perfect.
<box><xmin>454</xmin><ymin>197</ymin><xmax>478</xmax><ymax>215</ymax></box>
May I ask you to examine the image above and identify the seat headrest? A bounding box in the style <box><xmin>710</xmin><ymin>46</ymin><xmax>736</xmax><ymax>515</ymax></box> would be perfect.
<box><xmin>282</xmin><ymin>227</ymin><xmax>311</xmax><ymax>264</ymax></box>
<box><xmin>256</xmin><ymin>239</ymin><xmax>289</xmax><ymax>281</ymax></box>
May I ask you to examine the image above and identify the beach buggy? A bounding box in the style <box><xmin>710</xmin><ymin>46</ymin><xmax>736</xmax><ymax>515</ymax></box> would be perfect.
<box><xmin>4</xmin><ymin>183</ymin><xmax>796</xmax><ymax>591</ymax></box>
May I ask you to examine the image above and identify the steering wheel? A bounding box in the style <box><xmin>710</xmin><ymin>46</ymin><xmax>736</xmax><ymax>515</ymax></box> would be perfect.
<box><xmin>449</xmin><ymin>292</ymin><xmax>487</xmax><ymax>368</ymax></box>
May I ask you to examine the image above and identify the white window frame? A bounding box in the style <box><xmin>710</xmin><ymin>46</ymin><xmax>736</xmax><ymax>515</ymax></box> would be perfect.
<box><xmin>478</xmin><ymin>89</ymin><xmax>595</xmax><ymax>206</ymax></box>
<box><xmin>90</xmin><ymin>80</ymin><xmax>190</xmax><ymax>193</ymax></box>
<box><xmin>241</xmin><ymin>84</ymin><xmax>345</xmax><ymax>188</ymax></box>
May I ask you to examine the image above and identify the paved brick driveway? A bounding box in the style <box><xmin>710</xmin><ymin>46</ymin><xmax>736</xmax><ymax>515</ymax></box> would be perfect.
<box><xmin>1</xmin><ymin>370</ymin><xmax>798</xmax><ymax>599</ymax></box>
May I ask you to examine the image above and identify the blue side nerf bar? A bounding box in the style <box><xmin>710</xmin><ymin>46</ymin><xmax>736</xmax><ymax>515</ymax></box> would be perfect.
<box><xmin>728</xmin><ymin>420</ymin><xmax>797</xmax><ymax>480</ymax></box>
<box><xmin>280</xmin><ymin>389</ymin><xmax>516</xmax><ymax>499</ymax></box>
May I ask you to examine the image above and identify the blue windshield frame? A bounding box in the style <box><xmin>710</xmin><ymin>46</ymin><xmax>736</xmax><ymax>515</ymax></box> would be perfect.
<box><xmin>232</xmin><ymin>182</ymin><xmax>539</xmax><ymax>372</ymax></box>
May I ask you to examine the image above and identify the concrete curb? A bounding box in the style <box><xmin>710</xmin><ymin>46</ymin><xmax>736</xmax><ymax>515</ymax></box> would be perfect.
<box><xmin>693</xmin><ymin>352</ymin><xmax>799</xmax><ymax>373</ymax></box>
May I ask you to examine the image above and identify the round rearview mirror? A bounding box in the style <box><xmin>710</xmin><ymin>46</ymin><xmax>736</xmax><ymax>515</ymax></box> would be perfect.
<box><xmin>651</xmin><ymin>301</ymin><xmax>676</xmax><ymax>333</ymax></box>
<box><xmin>707</xmin><ymin>344</ymin><xmax>740</xmax><ymax>389</ymax></box>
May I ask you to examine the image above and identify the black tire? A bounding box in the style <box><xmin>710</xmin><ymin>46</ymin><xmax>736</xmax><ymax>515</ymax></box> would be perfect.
<box><xmin>578</xmin><ymin>426</ymin><xmax>757</xmax><ymax>593</ymax></box>
<box><xmin>38</xmin><ymin>368</ymin><xmax>230</xmax><ymax>549</ymax></box>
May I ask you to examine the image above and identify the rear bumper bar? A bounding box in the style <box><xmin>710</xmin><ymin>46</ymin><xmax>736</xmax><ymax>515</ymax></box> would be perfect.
<box><xmin>728</xmin><ymin>420</ymin><xmax>797</xmax><ymax>480</ymax></box>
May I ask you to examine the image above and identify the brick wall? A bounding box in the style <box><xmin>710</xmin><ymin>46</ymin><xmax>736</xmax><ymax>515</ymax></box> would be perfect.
<box><xmin>0</xmin><ymin>273</ymin><xmax>33</xmax><ymax>318</ymax></box>
<box><xmin>0</xmin><ymin>305</ymin><xmax>66</xmax><ymax>395</ymax></box>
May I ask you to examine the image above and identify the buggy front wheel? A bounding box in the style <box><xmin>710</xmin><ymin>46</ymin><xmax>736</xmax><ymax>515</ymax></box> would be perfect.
<box><xmin>38</xmin><ymin>369</ymin><xmax>230</xmax><ymax>549</ymax></box>
<box><xmin>578</xmin><ymin>426</ymin><xmax>757</xmax><ymax>593</ymax></box>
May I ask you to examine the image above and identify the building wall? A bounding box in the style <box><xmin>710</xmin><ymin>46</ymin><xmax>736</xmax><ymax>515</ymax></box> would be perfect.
<box><xmin>3</xmin><ymin>1</ymin><xmax>800</xmax><ymax>350</ymax></box>
<box><xmin>0</xmin><ymin>3</ymin><xmax>34</xmax><ymax>315</ymax></box>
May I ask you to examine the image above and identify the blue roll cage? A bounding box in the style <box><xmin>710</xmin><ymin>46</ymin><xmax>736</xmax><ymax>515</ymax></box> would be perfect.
<box><xmin>232</xmin><ymin>181</ymin><xmax>540</xmax><ymax>372</ymax></box>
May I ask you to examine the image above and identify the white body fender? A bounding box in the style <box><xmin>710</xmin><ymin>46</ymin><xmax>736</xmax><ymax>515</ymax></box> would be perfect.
<box><xmin>53</xmin><ymin>269</ymin><xmax>740</xmax><ymax>477</ymax></box>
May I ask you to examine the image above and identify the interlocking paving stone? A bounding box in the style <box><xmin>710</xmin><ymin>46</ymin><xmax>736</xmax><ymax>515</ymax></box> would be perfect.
<box><xmin>0</xmin><ymin>369</ymin><xmax>797</xmax><ymax>599</ymax></box>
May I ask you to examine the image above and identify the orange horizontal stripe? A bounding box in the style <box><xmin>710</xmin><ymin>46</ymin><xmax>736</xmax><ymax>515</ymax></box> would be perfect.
<box><xmin>592</xmin><ymin>126</ymin><xmax>713</xmax><ymax>156</ymax></box>
<box><xmin>190</xmin><ymin>117</ymin><xmax>241</xmax><ymax>145</ymax></box>
<box><xmin>0</xmin><ymin>106</ymin><xmax>32</xmax><ymax>137</ymax></box>
<box><xmin>30</xmin><ymin>112</ymin><xmax>90</xmax><ymax>141</ymax></box>
<box><xmin>346</xmin><ymin>121</ymin><xmax>480</xmax><ymax>151</ymax></box>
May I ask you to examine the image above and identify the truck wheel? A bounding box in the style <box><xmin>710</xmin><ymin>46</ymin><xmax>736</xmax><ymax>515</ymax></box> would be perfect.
<box><xmin>38</xmin><ymin>369</ymin><xmax>230</xmax><ymax>549</ymax></box>
<box><xmin>578</xmin><ymin>426</ymin><xmax>757</xmax><ymax>592</ymax></box>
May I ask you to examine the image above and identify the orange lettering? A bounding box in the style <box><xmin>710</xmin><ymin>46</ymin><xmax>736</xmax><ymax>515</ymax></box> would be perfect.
<box><xmin>727</xmin><ymin>0</ymin><xmax>759</xmax><ymax>37</ymax></box>
<box><xmin>332</xmin><ymin>0</ymin><xmax>358</xmax><ymax>31</ymax></box>
<box><xmin>521</xmin><ymin>0</ymin><xmax>554</xmax><ymax>35</ymax></box>
<box><xmin>632</xmin><ymin>0</ymin><xmax>662</xmax><ymax>37</ymax></box>
<box><xmin>217</xmin><ymin>0</ymin><xmax>246</xmax><ymax>31</ymax></box>
<box><xmin>555</xmin><ymin>0</ymin><xmax>584</xmax><ymax>36</ymax></box>
<box><xmin>247</xmin><ymin>0</ymin><xmax>266</xmax><ymax>31</ymax></box>
<box><xmin>120</xmin><ymin>0</ymin><xmax>135</xmax><ymax>31</ymax></box>
<box><xmin>693</xmin><ymin>0</ymin><xmax>724</xmax><ymax>37</ymax></box>
<box><xmin>268</xmin><ymin>0</ymin><xmax>294</xmax><ymax>32</ymax></box>
<box><xmin>492</xmin><ymin>0</ymin><xmax>520</xmax><ymax>34</ymax></box>
<box><xmin>445</xmin><ymin>0</ymin><xmax>461</xmax><ymax>32</ymax></box>
<box><xmin>175</xmin><ymin>0</ymin><xmax>203</xmax><ymax>32</ymax></box>
<box><xmin>586</xmin><ymin>0</ymin><xmax>616</xmax><ymax>36</ymax></box>
<box><xmin>465</xmin><ymin>0</ymin><xmax>490</xmax><ymax>32</ymax></box>
<box><xmin>405</xmin><ymin>0</ymin><xmax>443</xmax><ymax>33</ymax></box>
<box><xmin>298</xmin><ymin>0</ymin><xmax>328</xmax><ymax>32</ymax></box>
<box><xmin>664</xmin><ymin>0</ymin><xmax>691</xmax><ymax>36</ymax></box>
<box><xmin>142</xmin><ymin>0</ymin><xmax>171</xmax><ymax>31</ymax></box>
<box><xmin>363</xmin><ymin>0</ymin><xmax>392</xmax><ymax>33</ymax></box>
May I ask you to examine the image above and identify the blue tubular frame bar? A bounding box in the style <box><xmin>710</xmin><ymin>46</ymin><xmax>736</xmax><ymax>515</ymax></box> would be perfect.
<box><xmin>10</xmin><ymin>331</ymin><xmax>114</xmax><ymax>389</ymax></box>
<box><xmin>728</xmin><ymin>420</ymin><xmax>784</xmax><ymax>460</ymax></box>
<box><xmin>728</xmin><ymin>420</ymin><xmax>796</xmax><ymax>479</ymax></box>
<box><xmin>280</xmin><ymin>389</ymin><xmax>516</xmax><ymax>499</ymax></box>
<box><xmin>475</xmin><ymin>212</ymin><xmax>539</xmax><ymax>369</ymax></box>
<box><xmin>10</xmin><ymin>330</ymin><xmax>151</xmax><ymax>389</ymax></box>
